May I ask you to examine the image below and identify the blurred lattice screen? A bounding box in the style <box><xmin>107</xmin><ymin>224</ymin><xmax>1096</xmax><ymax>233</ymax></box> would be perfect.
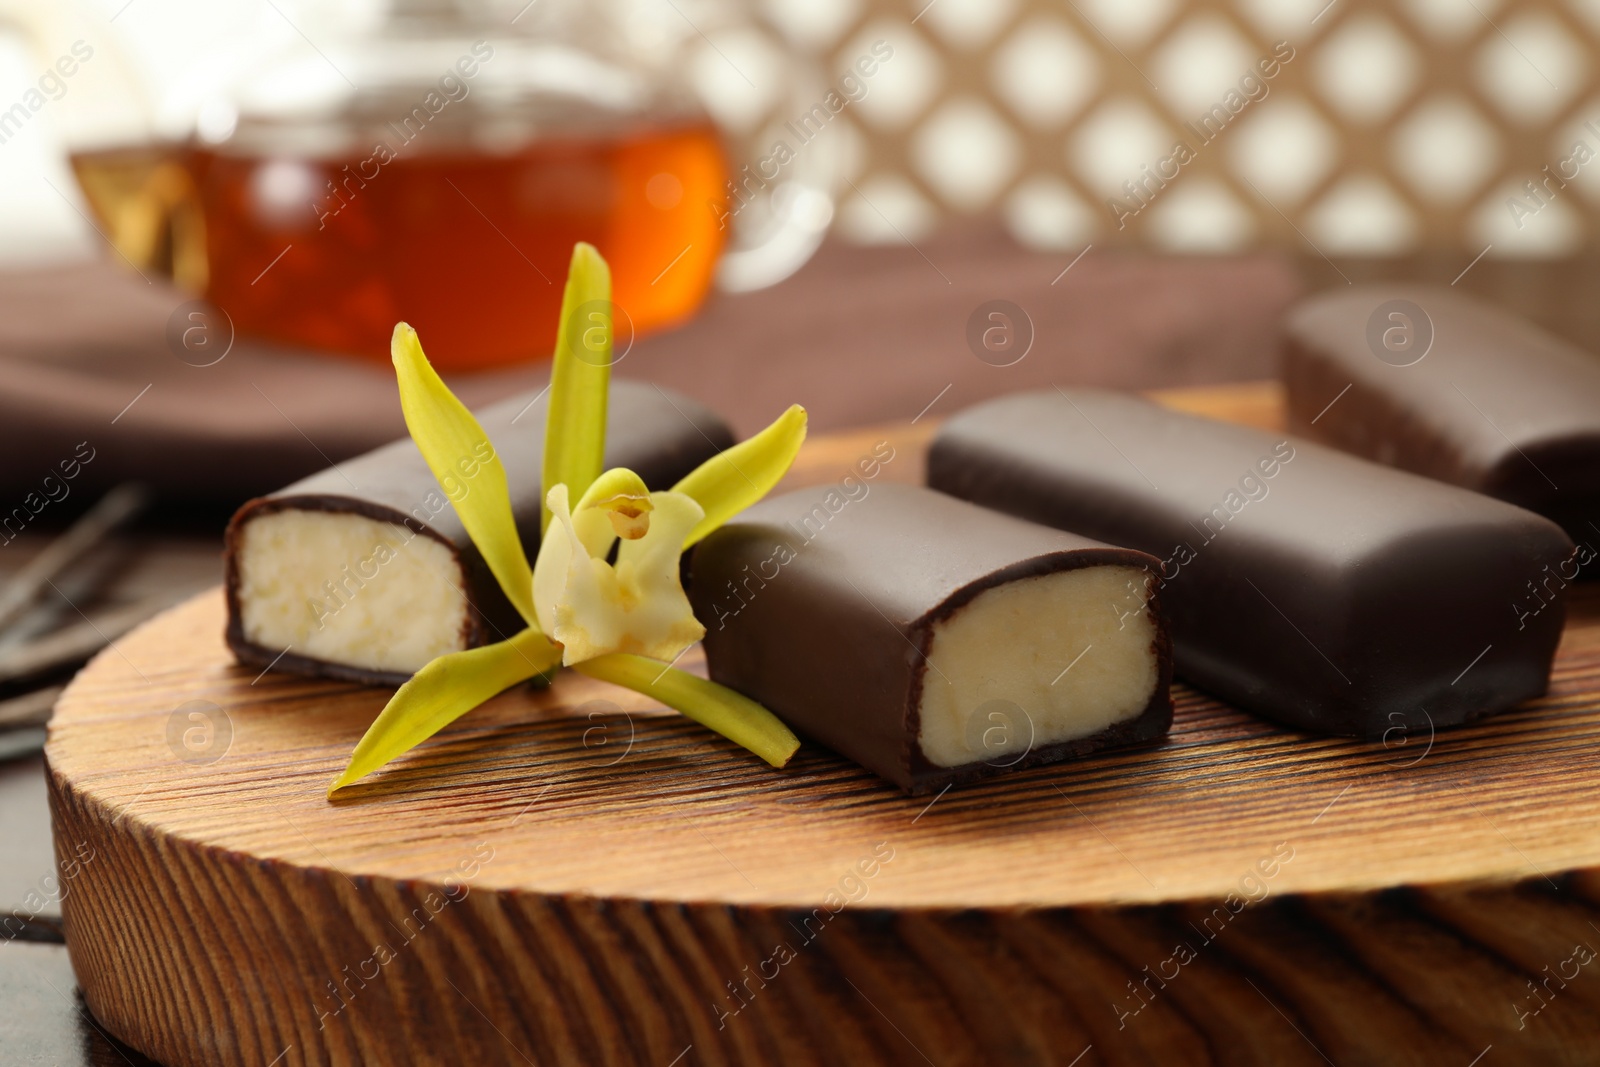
<box><xmin>685</xmin><ymin>0</ymin><xmax>1600</xmax><ymax>258</ymax></box>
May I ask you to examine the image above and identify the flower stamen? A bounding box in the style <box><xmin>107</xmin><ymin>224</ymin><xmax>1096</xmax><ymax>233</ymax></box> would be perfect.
<box><xmin>596</xmin><ymin>496</ymin><xmax>652</xmax><ymax>539</ymax></box>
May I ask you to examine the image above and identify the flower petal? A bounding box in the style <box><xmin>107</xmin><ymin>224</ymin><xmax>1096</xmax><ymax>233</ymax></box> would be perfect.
<box><xmin>534</xmin><ymin>483</ymin><xmax>622</xmax><ymax>651</ymax></box>
<box><xmin>532</xmin><ymin>483</ymin><xmax>578</xmax><ymax>638</ymax></box>
<box><xmin>543</xmin><ymin>242</ymin><xmax>613</xmax><ymax>536</ymax></box>
<box><xmin>392</xmin><ymin>322</ymin><xmax>539</xmax><ymax>628</ymax></box>
<box><xmin>535</xmin><ymin>483</ymin><xmax>626</xmax><ymax>661</ymax></box>
<box><xmin>673</xmin><ymin>404</ymin><xmax>807</xmax><ymax>549</ymax></box>
<box><xmin>576</xmin><ymin>653</ymin><xmax>801</xmax><ymax>768</ymax></box>
<box><xmin>327</xmin><ymin>626</ymin><xmax>561</xmax><ymax>794</ymax></box>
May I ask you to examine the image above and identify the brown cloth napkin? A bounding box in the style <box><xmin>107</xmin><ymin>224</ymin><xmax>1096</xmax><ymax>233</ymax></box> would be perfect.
<box><xmin>622</xmin><ymin>234</ymin><xmax>1301</xmax><ymax>437</ymax></box>
<box><xmin>0</xmin><ymin>230</ymin><xmax>1300</xmax><ymax>507</ymax></box>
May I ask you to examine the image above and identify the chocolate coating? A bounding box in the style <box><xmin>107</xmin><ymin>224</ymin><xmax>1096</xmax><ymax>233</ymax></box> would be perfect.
<box><xmin>1284</xmin><ymin>285</ymin><xmax>1600</xmax><ymax>543</ymax></box>
<box><xmin>225</xmin><ymin>381</ymin><xmax>732</xmax><ymax>685</ymax></box>
<box><xmin>928</xmin><ymin>389</ymin><xmax>1575</xmax><ymax>737</ymax></box>
<box><xmin>689</xmin><ymin>483</ymin><xmax>1173</xmax><ymax>794</ymax></box>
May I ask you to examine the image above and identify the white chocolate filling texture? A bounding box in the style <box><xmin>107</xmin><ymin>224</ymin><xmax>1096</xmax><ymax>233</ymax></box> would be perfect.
<box><xmin>236</xmin><ymin>510</ymin><xmax>470</xmax><ymax>676</ymax></box>
<box><xmin>918</xmin><ymin>565</ymin><xmax>1159</xmax><ymax>768</ymax></box>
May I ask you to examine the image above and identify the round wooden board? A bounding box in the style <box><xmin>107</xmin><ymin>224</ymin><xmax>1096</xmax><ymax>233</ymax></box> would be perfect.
<box><xmin>45</xmin><ymin>389</ymin><xmax>1600</xmax><ymax>1066</ymax></box>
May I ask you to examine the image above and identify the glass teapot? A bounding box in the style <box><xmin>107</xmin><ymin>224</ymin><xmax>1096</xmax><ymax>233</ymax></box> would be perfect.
<box><xmin>54</xmin><ymin>0</ymin><xmax>835</xmax><ymax>370</ymax></box>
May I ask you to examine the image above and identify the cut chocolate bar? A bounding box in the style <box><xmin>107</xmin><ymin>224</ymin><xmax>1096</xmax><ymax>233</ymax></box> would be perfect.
<box><xmin>1283</xmin><ymin>285</ymin><xmax>1600</xmax><ymax>543</ymax></box>
<box><xmin>929</xmin><ymin>389</ymin><xmax>1575</xmax><ymax>737</ymax></box>
<box><xmin>689</xmin><ymin>483</ymin><xmax>1173</xmax><ymax>794</ymax></box>
<box><xmin>226</xmin><ymin>382</ymin><xmax>731</xmax><ymax>685</ymax></box>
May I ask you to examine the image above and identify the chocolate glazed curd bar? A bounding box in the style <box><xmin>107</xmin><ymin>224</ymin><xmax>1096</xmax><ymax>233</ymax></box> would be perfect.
<box><xmin>928</xmin><ymin>389</ymin><xmax>1575</xmax><ymax>737</ymax></box>
<box><xmin>689</xmin><ymin>483</ymin><xmax>1173</xmax><ymax>794</ymax></box>
<box><xmin>1284</xmin><ymin>285</ymin><xmax>1600</xmax><ymax>544</ymax></box>
<box><xmin>225</xmin><ymin>382</ymin><xmax>731</xmax><ymax>686</ymax></box>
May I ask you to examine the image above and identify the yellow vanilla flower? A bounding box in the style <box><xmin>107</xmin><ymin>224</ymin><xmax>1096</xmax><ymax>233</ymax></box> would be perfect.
<box><xmin>328</xmin><ymin>242</ymin><xmax>807</xmax><ymax>795</ymax></box>
<box><xmin>533</xmin><ymin>475</ymin><xmax>706</xmax><ymax>665</ymax></box>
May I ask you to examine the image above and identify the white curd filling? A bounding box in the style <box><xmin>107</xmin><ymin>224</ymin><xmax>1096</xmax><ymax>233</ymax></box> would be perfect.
<box><xmin>917</xmin><ymin>565</ymin><xmax>1159</xmax><ymax>767</ymax></box>
<box><xmin>235</xmin><ymin>510</ymin><xmax>471</xmax><ymax>676</ymax></box>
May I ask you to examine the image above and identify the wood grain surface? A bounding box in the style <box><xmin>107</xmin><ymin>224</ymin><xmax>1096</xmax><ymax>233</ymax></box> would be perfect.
<box><xmin>46</xmin><ymin>382</ymin><xmax>1600</xmax><ymax>1066</ymax></box>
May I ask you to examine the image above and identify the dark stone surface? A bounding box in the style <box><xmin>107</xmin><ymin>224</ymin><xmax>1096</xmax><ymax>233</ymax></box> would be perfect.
<box><xmin>0</xmin><ymin>941</ymin><xmax>160</xmax><ymax>1066</ymax></box>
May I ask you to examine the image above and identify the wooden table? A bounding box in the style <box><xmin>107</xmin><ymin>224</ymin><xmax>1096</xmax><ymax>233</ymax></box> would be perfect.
<box><xmin>36</xmin><ymin>382</ymin><xmax>1600</xmax><ymax>1067</ymax></box>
